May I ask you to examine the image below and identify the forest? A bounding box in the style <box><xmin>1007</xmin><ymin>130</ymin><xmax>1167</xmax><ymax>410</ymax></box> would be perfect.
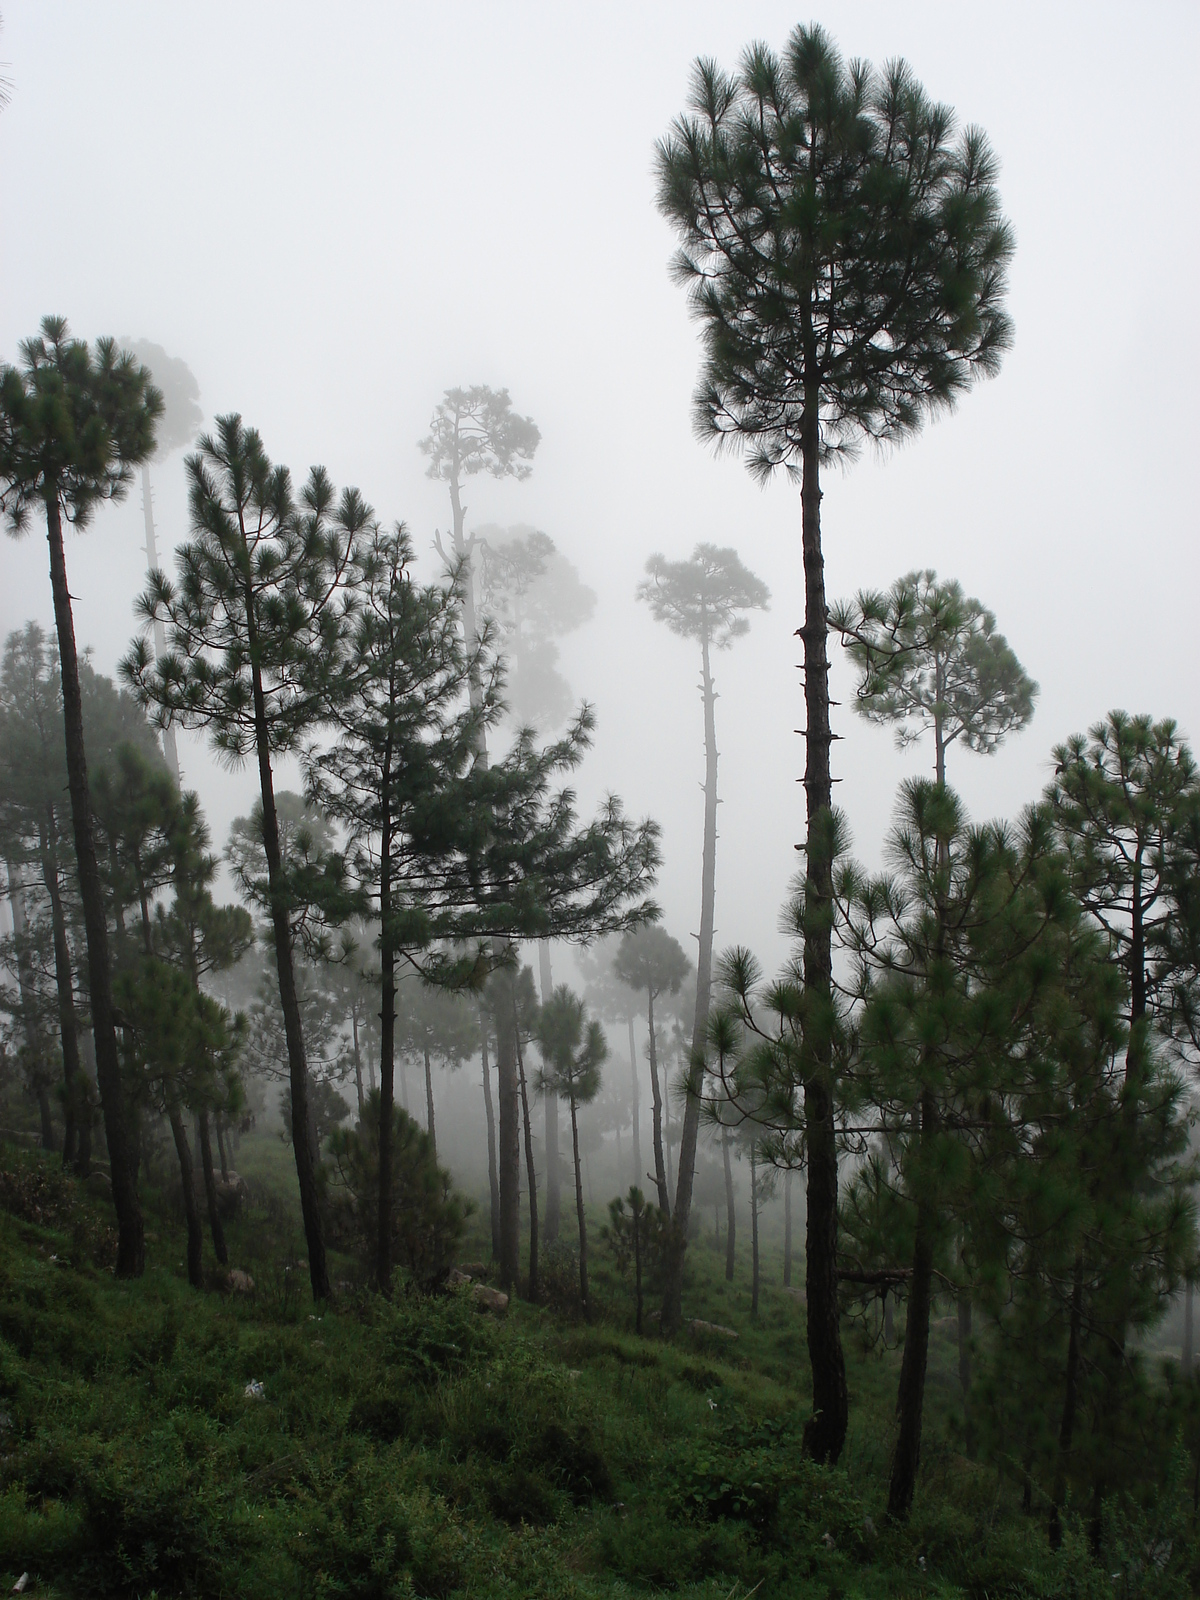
<box><xmin>1</xmin><ymin>15</ymin><xmax>1199</xmax><ymax>1600</ymax></box>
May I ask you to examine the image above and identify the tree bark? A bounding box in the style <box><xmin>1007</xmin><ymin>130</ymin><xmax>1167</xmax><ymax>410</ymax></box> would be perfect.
<box><xmin>646</xmin><ymin>989</ymin><xmax>669</xmax><ymax>1212</ymax></box>
<box><xmin>197</xmin><ymin>1108</ymin><xmax>227</xmax><ymax>1265</ymax></box>
<box><xmin>797</xmin><ymin>399</ymin><xmax>847</xmax><ymax>1465</ymax></box>
<box><xmin>723</xmin><ymin>1129</ymin><xmax>736</xmax><ymax>1281</ymax></box>
<box><xmin>514</xmin><ymin>1009</ymin><xmax>539</xmax><ymax>1301</ymax></box>
<box><xmin>571</xmin><ymin>1095</ymin><xmax>589</xmax><ymax>1314</ymax></box>
<box><xmin>44</xmin><ymin>493</ymin><xmax>144</xmax><ymax>1276</ymax></box>
<box><xmin>887</xmin><ymin>1091</ymin><xmax>938</xmax><ymax>1520</ymax></box>
<box><xmin>423</xmin><ymin>1045</ymin><xmax>437</xmax><ymax>1160</ymax></box>
<box><xmin>480</xmin><ymin>1015</ymin><xmax>500</xmax><ymax>1260</ymax></box>
<box><xmin>663</xmin><ymin>622</ymin><xmax>719</xmax><ymax>1330</ymax></box>
<box><xmin>168</xmin><ymin>1099</ymin><xmax>203</xmax><ymax>1288</ymax></box>
<box><xmin>628</xmin><ymin>1014</ymin><xmax>641</xmax><ymax>1187</ymax></box>
<box><xmin>539</xmin><ymin>941</ymin><xmax>560</xmax><ymax>1245</ymax></box>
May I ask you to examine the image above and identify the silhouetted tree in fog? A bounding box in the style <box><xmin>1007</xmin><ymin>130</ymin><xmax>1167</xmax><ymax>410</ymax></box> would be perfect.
<box><xmin>536</xmin><ymin>984</ymin><xmax>606</xmax><ymax>1315</ymax></box>
<box><xmin>615</xmin><ymin>926</ymin><xmax>690</xmax><ymax>1214</ymax></box>
<box><xmin>657</xmin><ymin>25</ymin><xmax>1013</xmax><ymax>1462</ymax></box>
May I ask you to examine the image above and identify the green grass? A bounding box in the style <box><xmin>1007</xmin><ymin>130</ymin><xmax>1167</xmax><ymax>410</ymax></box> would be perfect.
<box><xmin>0</xmin><ymin>1143</ymin><xmax>1187</xmax><ymax>1598</ymax></box>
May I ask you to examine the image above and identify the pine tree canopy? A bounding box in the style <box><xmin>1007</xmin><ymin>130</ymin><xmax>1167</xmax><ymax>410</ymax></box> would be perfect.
<box><xmin>637</xmin><ymin>544</ymin><xmax>769</xmax><ymax>649</ymax></box>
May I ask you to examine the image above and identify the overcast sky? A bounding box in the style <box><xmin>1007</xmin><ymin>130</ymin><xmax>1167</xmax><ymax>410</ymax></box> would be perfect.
<box><xmin>2</xmin><ymin>2</ymin><xmax>1197</xmax><ymax>979</ymax></box>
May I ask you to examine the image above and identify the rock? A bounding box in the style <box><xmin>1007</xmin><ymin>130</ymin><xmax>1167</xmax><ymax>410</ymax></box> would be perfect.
<box><xmin>687</xmin><ymin>1318</ymin><xmax>738</xmax><ymax>1340</ymax></box>
<box><xmin>460</xmin><ymin>1261</ymin><xmax>489</xmax><ymax>1279</ymax></box>
<box><xmin>446</xmin><ymin>1267</ymin><xmax>472</xmax><ymax>1288</ymax></box>
<box><xmin>471</xmin><ymin>1283</ymin><xmax>509</xmax><ymax>1314</ymax></box>
<box><xmin>85</xmin><ymin>1170</ymin><xmax>111</xmax><ymax>1199</ymax></box>
<box><xmin>227</xmin><ymin>1269</ymin><xmax>255</xmax><ymax>1295</ymax></box>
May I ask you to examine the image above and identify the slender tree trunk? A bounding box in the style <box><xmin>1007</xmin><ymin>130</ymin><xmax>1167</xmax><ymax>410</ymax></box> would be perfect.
<box><xmin>141</xmin><ymin>462</ymin><xmax>181</xmax><ymax>785</ymax></box>
<box><xmin>44</xmin><ymin>494</ymin><xmax>143</xmax><ymax>1275</ymax></box>
<box><xmin>634</xmin><ymin>1199</ymin><xmax>644</xmax><ymax>1335</ymax></box>
<box><xmin>783</xmin><ymin>1167</ymin><xmax>793</xmax><ymax>1287</ymax></box>
<box><xmin>887</xmin><ymin>1090</ymin><xmax>938</xmax><ymax>1521</ymax></box>
<box><xmin>215</xmin><ymin>1113</ymin><xmax>229</xmax><ymax>1179</ymax></box>
<box><xmin>168</xmin><ymin>1099</ymin><xmax>203</xmax><ymax>1288</ymax></box>
<box><xmin>628</xmin><ymin>1015</ymin><xmax>641</xmax><ymax>1186</ymax></box>
<box><xmin>664</xmin><ymin>624</ymin><xmax>719</xmax><ymax>1329</ymax></box>
<box><xmin>539</xmin><ymin>941</ymin><xmax>560</xmax><ymax>1245</ymax></box>
<box><xmin>495</xmin><ymin>968</ymin><xmax>522</xmax><ymax>1293</ymax></box>
<box><xmin>723</xmin><ymin>1129</ymin><xmax>736</xmax><ymax>1282</ymax></box>
<box><xmin>351</xmin><ymin>1005</ymin><xmax>364</xmax><ymax>1117</ymax></box>
<box><xmin>1049</xmin><ymin>1252</ymin><xmax>1085</xmax><ymax>1550</ymax></box>
<box><xmin>423</xmin><ymin>1044</ymin><xmax>437</xmax><ymax>1160</ymax></box>
<box><xmin>6</xmin><ymin>861</ymin><xmax>56</xmax><ymax>1151</ymax></box>
<box><xmin>197</xmin><ymin>1108</ymin><xmax>227</xmax><ymax>1265</ymax></box>
<box><xmin>39</xmin><ymin>820</ymin><xmax>82</xmax><ymax>1165</ymax></box>
<box><xmin>957</xmin><ymin>1281</ymin><xmax>974</xmax><ymax>1457</ymax></box>
<box><xmin>664</xmin><ymin>1072</ymin><xmax>674</xmax><ymax>1197</ymax></box>
<box><xmin>1183</xmin><ymin>1276</ymin><xmax>1194</xmax><ymax>1378</ymax></box>
<box><xmin>376</xmin><ymin>796</ymin><xmax>397</xmax><ymax>1294</ymax></box>
<box><xmin>646</xmin><ymin>990</ymin><xmax>669</xmax><ymax>1213</ymax></box>
<box><xmin>514</xmin><ymin>1010</ymin><xmax>539</xmax><ymax>1301</ymax></box>
<box><xmin>750</xmin><ymin>1141</ymin><xmax>760</xmax><ymax>1316</ymax></box>
<box><xmin>571</xmin><ymin>1096</ymin><xmax>588</xmax><ymax>1314</ymax></box>
<box><xmin>797</xmin><ymin>397</ymin><xmax>847</xmax><ymax>1465</ymax></box>
<box><xmin>480</xmin><ymin>1016</ymin><xmax>501</xmax><ymax>1260</ymax></box>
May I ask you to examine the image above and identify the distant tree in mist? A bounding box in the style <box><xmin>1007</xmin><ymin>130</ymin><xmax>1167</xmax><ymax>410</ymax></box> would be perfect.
<box><xmin>1</xmin><ymin>317</ymin><xmax>163</xmax><ymax>1277</ymax></box>
<box><xmin>614</xmin><ymin>925</ymin><xmax>691</xmax><ymax>1214</ymax></box>
<box><xmin>637</xmin><ymin>542</ymin><xmax>768</xmax><ymax>1330</ymax></box>
<box><xmin>536</xmin><ymin>984</ymin><xmax>606</xmax><ymax>1315</ymax></box>
<box><xmin>657</xmin><ymin>25</ymin><xmax>1013</xmax><ymax>1464</ymax></box>
<box><xmin>576</xmin><ymin>937</ymin><xmax>646</xmax><ymax>1188</ymax></box>
<box><xmin>832</xmin><ymin>571</ymin><xmax>1037</xmax><ymax>788</ymax></box>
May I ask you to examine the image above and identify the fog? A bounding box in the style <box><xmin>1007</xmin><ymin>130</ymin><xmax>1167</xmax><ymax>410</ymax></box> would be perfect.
<box><xmin>2</xmin><ymin>0</ymin><xmax>1198</xmax><ymax>986</ymax></box>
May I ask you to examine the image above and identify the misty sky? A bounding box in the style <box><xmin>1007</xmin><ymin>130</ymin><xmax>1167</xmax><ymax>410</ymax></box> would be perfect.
<box><xmin>2</xmin><ymin>2</ymin><xmax>1197</xmax><ymax>981</ymax></box>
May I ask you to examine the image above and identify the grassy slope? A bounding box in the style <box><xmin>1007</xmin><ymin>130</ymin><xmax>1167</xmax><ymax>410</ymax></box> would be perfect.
<box><xmin>0</xmin><ymin>1144</ymin><xmax>1161</xmax><ymax>1598</ymax></box>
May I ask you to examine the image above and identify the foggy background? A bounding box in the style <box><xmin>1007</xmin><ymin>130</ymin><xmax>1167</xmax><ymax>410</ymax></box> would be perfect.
<box><xmin>2</xmin><ymin>0</ymin><xmax>1197</xmax><ymax>986</ymax></box>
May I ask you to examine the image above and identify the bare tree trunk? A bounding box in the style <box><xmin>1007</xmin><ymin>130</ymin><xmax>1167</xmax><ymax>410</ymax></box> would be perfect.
<box><xmin>571</xmin><ymin>1095</ymin><xmax>588</xmax><ymax>1315</ymax></box>
<box><xmin>141</xmin><ymin>462</ymin><xmax>181</xmax><ymax>784</ymax></box>
<box><xmin>1049</xmin><ymin>1252</ymin><xmax>1085</xmax><ymax>1550</ymax></box>
<box><xmin>664</xmin><ymin>623</ymin><xmax>719</xmax><ymax>1330</ymax></box>
<box><xmin>723</xmin><ymin>1129</ymin><xmax>736</xmax><ymax>1282</ymax></box>
<box><xmin>495</xmin><ymin>966</ymin><xmax>522</xmax><ymax>1293</ymax></box>
<box><xmin>646</xmin><ymin>990</ymin><xmax>669</xmax><ymax>1213</ymax></box>
<box><xmin>38</xmin><ymin>819</ymin><xmax>82</xmax><ymax>1166</ymax></box>
<box><xmin>887</xmin><ymin>1091</ymin><xmax>938</xmax><ymax>1520</ymax></box>
<box><xmin>6</xmin><ymin>861</ymin><xmax>56</xmax><ymax>1151</ymax></box>
<box><xmin>214</xmin><ymin>1113</ymin><xmax>230</xmax><ymax>1179</ymax></box>
<box><xmin>628</xmin><ymin>1014</ymin><xmax>641</xmax><ymax>1186</ymax></box>
<box><xmin>797</xmin><ymin>396</ymin><xmax>847</xmax><ymax>1466</ymax></box>
<box><xmin>783</xmin><ymin>1167</ymin><xmax>793</xmax><ymax>1287</ymax></box>
<box><xmin>423</xmin><ymin>1045</ymin><xmax>437</xmax><ymax>1160</ymax></box>
<box><xmin>168</xmin><ymin>1099</ymin><xmax>203</xmax><ymax>1288</ymax></box>
<box><xmin>539</xmin><ymin>941</ymin><xmax>560</xmax><ymax>1245</ymax></box>
<box><xmin>480</xmin><ymin>1016</ymin><xmax>500</xmax><ymax>1260</ymax></box>
<box><xmin>750</xmin><ymin>1140</ymin><xmax>760</xmax><ymax>1316</ymax></box>
<box><xmin>515</xmin><ymin>1010</ymin><xmax>539</xmax><ymax>1302</ymax></box>
<box><xmin>957</xmin><ymin>1282</ymin><xmax>974</xmax><ymax>1457</ymax></box>
<box><xmin>376</xmin><ymin>805</ymin><xmax>397</xmax><ymax>1293</ymax></box>
<box><xmin>44</xmin><ymin>493</ymin><xmax>143</xmax><ymax>1276</ymax></box>
<box><xmin>351</xmin><ymin>1004</ymin><xmax>364</xmax><ymax>1117</ymax></box>
<box><xmin>1184</xmin><ymin>1276</ymin><xmax>1195</xmax><ymax>1378</ymax></box>
<box><xmin>197</xmin><ymin>1108</ymin><xmax>227</xmax><ymax>1265</ymax></box>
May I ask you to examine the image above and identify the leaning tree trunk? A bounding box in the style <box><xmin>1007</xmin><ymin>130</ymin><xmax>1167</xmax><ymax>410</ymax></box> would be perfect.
<box><xmin>646</xmin><ymin>990</ymin><xmax>669</xmax><ymax>1213</ymax></box>
<box><xmin>44</xmin><ymin>492</ymin><xmax>144</xmax><ymax>1276</ymax></box>
<box><xmin>628</xmin><ymin>1014</ymin><xmax>642</xmax><ymax>1186</ymax></box>
<box><xmin>797</xmin><ymin>399</ymin><xmax>847</xmax><ymax>1465</ymax></box>
<box><xmin>514</xmin><ymin>1011</ymin><xmax>539</xmax><ymax>1302</ymax></box>
<box><xmin>480</xmin><ymin>1014</ymin><xmax>501</xmax><ymax>1260</ymax></box>
<box><xmin>539</xmin><ymin>941</ymin><xmax>560</xmax><ymax>1244</ymax></box>
<box><xmin>167</xmin><ymin>1098</ymin><xmax>203</xmax><ymax>1288</ymax></box>
<box><xmin>571</xmin><ymin>1095</ymin><xmax>589</xmax><ymax>1314</ymax></box>
<box><xmin>663</xmin><ymin>622</ymin><xmax>719</xmax><ymax>1330</ymax></box>
<box><xmin>197</xmin><ymin>1108</ymin><xmax>228</xmax><ymax>1265</ymax></box>
<box><xmin>723</xmin><ymin>1128</ymin><xmax>736</xmax><ymax>1281</ymax></box>
<box><xmin>887</xmin><ymin>1090</ymin><xmax>938</xmax><ymax>1520</ymax></box>
<box><xmin>245</xmin><ymin>601</ymin><xmax>329</xmax><ymax>1301</ymax></box>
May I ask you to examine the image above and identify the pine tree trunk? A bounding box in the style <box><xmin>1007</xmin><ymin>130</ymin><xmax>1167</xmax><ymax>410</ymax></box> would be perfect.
<box><xmin>141</xmin><ymin>462</ymin><xmax>182</xmax><ymax>785</ymax></box>
<box><xmin>750</xmin><ymin>1141</ymin><xmax>760</xmax><ymax>1316</ymax></box>
<box><xmin>647</xmin><ymin>990</ymin><xmax>669</xmax><ymax>1213</ymax></box>
<box><xmin>351</xmin><ymin>1006</ymin><xmax>364</xmax><ymax>1117</ymax></box>
<box><xmin>197</xmin><ymin>1108</ymin><xmax>227</xmax><ymax>1265</ymax></box>
<box><xmin>168</xmin><ymin>1099</ymin><xmax>203</xmax><ymax>1288</ymax></box>
<box><xmin>1049</xmin><ymin>1252</ymin><xmax>1085</xmax><ymax>1549</ymax></box>
<box><xmin>539</xmin><ymin>941</ymin><xmax>560</xmax><ymax>1244</ymax></box>
<box><xmin>515</xmin><ymin>1012</ymin><xmax>539</xmax><ymax>1302</ymax></box>
<box><xmin>44</xmin><ymin>493</ymin><xmax>144</xmax><ymax>1276</ymax></box>
<box><xmin>215</xmin><ymin>1113</ymin><xmax>230</xmax><ymax>1180</ymax></box>
<box><xmin>957</xmin><ymin>1285</ymin><xmax>974</xmax><ymax>1457</ymax></box>
<box><xmin>7</xmin><ymin>861</ymin><xmax>56</xmax><ymax>1151</ymax></box>
<box><xmin>663</xmin><ymin>623</ymin><xmax>719</xmax><ymax>1330</ymax></box>
<box><xmin>40</xmin><ymin>818</ymin><xmax>82</xmax><ymax>1165</ymax></box>
<box><xmin>887</xmin><ymin>1091</ymin><xmax>938</xmax><ymax>1520</ymax></box>
<box><xmin>723</xmin><ymin>1129</ymin><xmax>736</xmax><ymax>1281</ymax></box>
<box><xmin>480</xmin><ymin>1017</ymin><xmax>501</xmax><ymax>1261</ymax></box>
<box><xmin>423</xmin><ymin>1045</ymin><xmax>437</xmax><ymax>1160</ymax></box>
<box><xmin>1183</xmin><ymin>1276</ymin><xmax>1195</xmax><ymax>1378</ymax></box>
<box><xmin>571</xmin><ymin>1096</ymin><xmax>589</xmax><ymax>1314</ymax></box>
<box><xmin>376</xmin><ymin>797</ymin><xmax>397</xmax><ymax>1293</ymax></box>
<box><xmin>628</xmin><ymin>1015</ymin><xmax>641</xmax><ymax>1186</ymax></box>
<box><xmin>797</xmin><ymin>398</ymin><xmax>847</xmax><ymax>1465</ymax></box>
<box><xmin>783</xmin><ymin>1167</ymin><xmax>792</xmax><ymax>1287</ymax></box>
<box><xmin>495</xmin><ymin>968</ymin><xmax>522</xmax><ymax>1293</ymax></box>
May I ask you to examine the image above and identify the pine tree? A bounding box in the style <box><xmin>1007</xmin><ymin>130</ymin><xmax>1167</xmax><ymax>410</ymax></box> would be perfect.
<box><xmin>657</xmin><ymin>25</ymin><xmax>1013</xmax><ymax>1463</ymax></box>
<box><xmin>636</xmin><ymin>543</ymin><xmax>769</xmax><ymax>1328</ymax></box>
<box><xmin>535</xmin><ymin>985</ymin><xmax>606</xmax><ymax>1315</ymax></box>
<box><xmin>122</xmin><ymin>415</ymin><xmax>368</xmax><ymax>1299</ymax></box>
<box><xmin>1</xmin><ymin>318</ymin><xmax>162</xmax><ymax>1276</ymax></box>
<box><xmin>614</xmin><ymin>926</ymin><xmax>691</xmax><ymax>1214</ymax></box>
